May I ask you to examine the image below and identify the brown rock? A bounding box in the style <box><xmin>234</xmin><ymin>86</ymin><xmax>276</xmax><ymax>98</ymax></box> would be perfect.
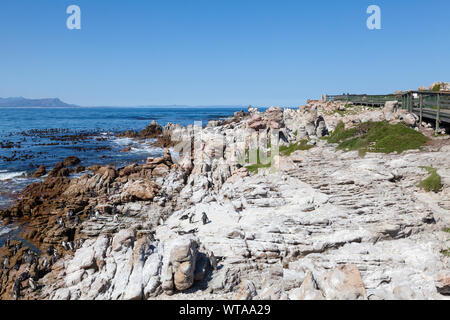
<box><xmin>32</xmin><ymin>165</ymin><xmax>47</xmax><ymax>178</ymax></box>
<box><xmin>63</xmin><ymin>156</ymin><xmax>81</xmax><ymax>167</ymax></box>
<box><xmin>122</xmin><ymin>181</ymin><xmax>155</xmax><ymax>201</ymax></box>
<box><xmin>436</xmin><ymin>272</ymin><xmax>450</xmax><ymax>295</ymax></box>
<box><xmin>152</xmin><ymin>164</ymin><xmax>169</xmax><ymax>177</ymax></box>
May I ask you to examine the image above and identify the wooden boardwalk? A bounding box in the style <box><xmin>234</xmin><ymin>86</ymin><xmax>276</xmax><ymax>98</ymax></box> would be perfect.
<box><xmin>325</xmin><ymin>91</ymin><xmax>450</xmax><ymax>131</ymax></box>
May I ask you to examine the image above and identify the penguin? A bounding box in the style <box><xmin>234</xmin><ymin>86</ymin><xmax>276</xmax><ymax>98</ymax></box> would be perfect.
<box><xmin>13</xmin><ymin>242</ymin><xmax>21</xmax><ymax>255</ymax></box>
<box><xmin>42</xmin><ymin>257</ymin><xmax>48</xmax><ymax>270</ymax></box>
<box><xmin>208</xmin><ymin>251</ymin><xmax>218</xmax><ymax>271</ymax></box>
<box><xmin>180</xmin><ymin>214</ymin><xmax>189</xmax><ymax>221</ymax></box>
<box><xmin>74</xmin><ymin>215</ymin><xmax>81</xmax><ymax>226</ymax></box>
<box><xmin>46</xmin><ymin>245</ymin><xmax>55</xmax><ymax>256</ymax></box>
<box><xmin>61</xmin><ymin>241</ymin><xmax>68</xmax><ymax>251</ymax></box>
<box><xmin>29</xmin><ymin>254</ymin><xmax>37</xmax><ymax>266</ymax></box>
<box><xmin>29</xmin><ymin>278</ymin><xmax>37</xmax><ymax>291</ymax></box>
<box><xmin>67</xmin><ymin>241</ymin><xmax>74</xmax><ymax>251</ymax></box>
<box><xmin>95</xmin><ymin>211</ymin><xmax>100</xmax><ymax>219</ymax></box>
<box><xmin>78</xmin><ymin>238</ymin><xmax>84</xmax><ymax>248</ymax></box>
<box><xmin>189</xmin><ymin>213</ymin><xmax>195</xmax><ymax>224</ymax></box>
<box><xmin>113</xmin><ymin>214</ymin><xmax>119</xmax><ymax>223</ymax></box>
<box><xmin>202</xmin><ymin>212</ymin><xmax>210</xmax><ymax>225</ymax></box>
<box><xmin>12</xmin><ymin>281</ymin><xmax>20</xmax><ymax>300</ymax></box>
<box><xmin>139</xmin><ymin>245</ymin><xmax>147</xmax><ymax>262</ymax></box>
<box><xmin>2</xmin><ymin>256</ymin><xmax>9</xmax><ymax>269</ymax></box>
<box><xmin>50</xmin><ymin>251</ymin><xmax>59</xmax><ymax>266</ymax></box>
<box><xmin>66</xmin><ymin>210</ymin><xmax>73</xmax><ymax>220</ymax></box>
<box><xmin>5</xmin><ymin>236</ymin><xmax>11</xmax><ymax>248</ymax></box>
<box><xmin>58</xmin><ymin>217</ymin><xmax>65</xmax><ymax>228</ymax></box>
<box><xmin>17</xmin><ymin>271</ymin><xmax>30</xmax><ymax>282</ymax></box>
<box><xmin>13</xmin><ymin>261</ymin><xmax>21</xmax><ymax>270</ymax></box>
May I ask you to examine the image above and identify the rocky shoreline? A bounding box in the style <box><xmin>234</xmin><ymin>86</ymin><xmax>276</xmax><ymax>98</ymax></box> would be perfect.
<box><xmin>0</xmin><ymin>100</ymin><xmax>449</xmax><ymax>300</ymax></box>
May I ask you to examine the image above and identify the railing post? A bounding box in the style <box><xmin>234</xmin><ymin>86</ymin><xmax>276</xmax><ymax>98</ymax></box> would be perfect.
<box><xmin>409</xmin><ymin>93</ymin><xmax>412</xmax><ymax>112</ymax></box>
<box><xmin>419</xmin><ymin>93</ymin><xmax>423</xmax><ymax>127</ymax></box>
<box><xmin>436</xmin><ymin>93</ymin><xmax>440</xmax><ymax>134</ymax></box>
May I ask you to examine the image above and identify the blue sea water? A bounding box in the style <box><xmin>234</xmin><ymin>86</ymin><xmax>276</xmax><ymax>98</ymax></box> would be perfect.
<box><xmin>0</xmin><ymin>106</ymin><xmax>255</xmax><ymax>212</ymax></box>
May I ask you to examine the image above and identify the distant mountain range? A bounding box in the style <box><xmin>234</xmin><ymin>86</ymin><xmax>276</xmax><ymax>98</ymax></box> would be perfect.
<box><xmin>0</xmin><ymin>97</ymin><xmax>78</xmax><ymax>108</ymax></box>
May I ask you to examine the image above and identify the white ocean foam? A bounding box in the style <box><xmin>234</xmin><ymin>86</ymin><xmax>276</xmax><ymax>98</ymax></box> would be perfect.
<box><xmin>130</xmin><ymin>145</ymin><xmax>165</xmax><ymax>154</ymax></box>
<box><xmin>112</xmin><ymin>137</ymin><xmax>134</xmax><ymax>146</ymax></box>
<box><xmin>0</xmin><ymin>225</ymin><xmax>16</xmax><ymax>237</ymax></box>
<box><xmin>0</xmin><ymin>171</ymin><xmax>26</xmax><ymax>181</ymax></box>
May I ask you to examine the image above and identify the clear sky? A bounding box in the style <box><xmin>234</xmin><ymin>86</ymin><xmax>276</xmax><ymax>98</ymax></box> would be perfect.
<box><xmin>0</xmin><ymin>0</ymin><xmax>449</xmax><ymax>107</ymax></box>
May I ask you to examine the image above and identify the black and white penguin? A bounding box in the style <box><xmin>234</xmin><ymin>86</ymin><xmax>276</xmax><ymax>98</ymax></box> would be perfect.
<box><xmin>2</xmin><ymin>256</ymin><xmax>9</xmax><ymax>269</ymax></box>
<box><xmin>42</xmin><ymin>256</ymin><xmax>48</xmax><ymax>269</ymax></box>
<box><xmin>12</xmin><ymin>280</ymin><xmax>21</xmax><ymax>300</ymax></box>
<box><xmin>5</xmin><ymin>236</ymin><xmax>11</xmax><ymax>248</ymax></box>
<box><xmin>46</xmin><ymin>245</ymin><xmax>55</xmax><ymax>256</ymax></box>
<box><xmin>74</xmin><ymin>215</ymin><xmax>81</xmax><ymax>226</ymax></box>
<box><xmin>202</xmin><ymin>212</ymin><xmax>210</xmax><ymax>225</ymax></box>
<box><xmin>208</xmin><ymin>251</ymin><xmax>218</xmax><ymax>271</ymax></box>
<box><xmin>29</xmin><ymin>278</ymin><xmax>37</xmax><ymax>291</ymax></box>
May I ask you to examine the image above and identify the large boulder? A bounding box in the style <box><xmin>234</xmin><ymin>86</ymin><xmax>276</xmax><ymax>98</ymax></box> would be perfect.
<box><xmin>122</xmin><ymin>181</ymin><xmax>155</xmax><ymax>202</ymax></box>
<box><xmin>289</xmin><ymin>272</ymin><xmax>325</xmax><ymax>300</ymax></box>
<box><xmin>319</xmin><ymin>265</ymin><xmax>367</xmax><ymax>300</ymax></box>
<box><xmin>63</xmin><ymin>156</ymin><xmax>81</xmax><ymax>167</ymax></box>
<box><xmin>139</xmin><ymin>120</ymin><xmax>163</xmax><ymax>138</ymax></box>
<box><xmin>248</xmin><ymin>114</ymin><xmax>266</xmax><ymax>130</ymax></box>
<box><xmin>161</xmin><ymin>236</ymin><xmax>200</xmax><ymax>293</ymax></box>
<box><xmin>400</xmin><ymin>112</ymin><xmax>418</xmax><ymax>127</ymax></box>
<box><xmin>384</xmin><ymin>101</ymin><xmax>398</xmax><ymax>121</ymax></box>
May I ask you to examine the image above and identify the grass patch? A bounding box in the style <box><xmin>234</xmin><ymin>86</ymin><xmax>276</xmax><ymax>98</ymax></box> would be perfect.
<box><xmin>419</xmin><ymin>166</ymin><xmax>443</xmax><ymax>193</ymax></box>
<box><xmin>279</xmin><ymin>140</ymin><xmax>314</xmax><ymax>156</ymax></box>
<box><xmin>246</xmin><ymin>162</ymin><xmax>272</xmax><ymax>173</ymax></box>
<box><xmin>241</xmin><ymin>148</ymin><xmax>273</xmax><ymax>174</ymax></box>
<box><xmin>326</xmin><ymin>121</ymin><xmax>428</xmax><ymax>155</ymax></box>
<box><xmin>443</xmin><ymin>227</ymin><xmax>450</xmax><ymax>234</ymax></box>
<box><xmin>242</xmin><ymin>139</ymin><xmax>315</xmax><ymax>173</ymax></box>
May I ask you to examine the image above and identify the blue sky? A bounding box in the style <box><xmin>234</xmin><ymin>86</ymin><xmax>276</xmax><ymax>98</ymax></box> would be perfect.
<box><xmin>0</xmin><ymin>0</ymin><xmax>449</xmax><ymax>107</ymax></box>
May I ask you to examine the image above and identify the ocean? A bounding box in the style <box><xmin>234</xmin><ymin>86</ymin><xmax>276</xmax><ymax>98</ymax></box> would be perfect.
<box><xmin>0</xmin><ymin>106</ymin><xmax>254</xmax><ymax>213</ymax></box>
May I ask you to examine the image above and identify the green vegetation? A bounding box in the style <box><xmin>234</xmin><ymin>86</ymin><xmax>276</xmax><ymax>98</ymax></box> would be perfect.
<box><xmin>443</xmin><ymin>227</ymin><xmax>450</xmax><ymax>234</ymax></box>
<box><xmin>279</xmin><ymin>140</ymin><xmax>314</xmax><ymax>156</ymax></box>
<box><xmin>326</xmin><ymin>121</ymin><xmax>428</xmax><ymax>156</ymax></box>
<box><xmin>241</xmin><ymin>139</ymin><xmax>315</xmax><ymax>173</ymax></box>
<box><xmin>246</xmin><ymin>161</ymin><xmax>272</xmax><ymax>173</ymax></box>
<box><xmin>240</xmin><ymin>148</ymin><xmax>273</xmax><ymax>174</ymax></box>
<box><xmin>432</xmin><ymin>84</ymin><xmax>441</xmax><ymax>92</ymax></box>
<box><xmin>441</xmin><ymin>249</ymin><xmax>450</xmax><ymax>257</ymax></box>
<box><xmin>418</xmin><ymin>166</ymin><xmax>443</xmax><ymax>193</ymax></box>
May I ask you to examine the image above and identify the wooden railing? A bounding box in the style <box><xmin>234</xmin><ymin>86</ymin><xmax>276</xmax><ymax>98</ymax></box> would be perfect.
<box><xmin>324</xmin><ymin>91</ymin><xmax>450</xmax><ymax>132</ymax></box>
